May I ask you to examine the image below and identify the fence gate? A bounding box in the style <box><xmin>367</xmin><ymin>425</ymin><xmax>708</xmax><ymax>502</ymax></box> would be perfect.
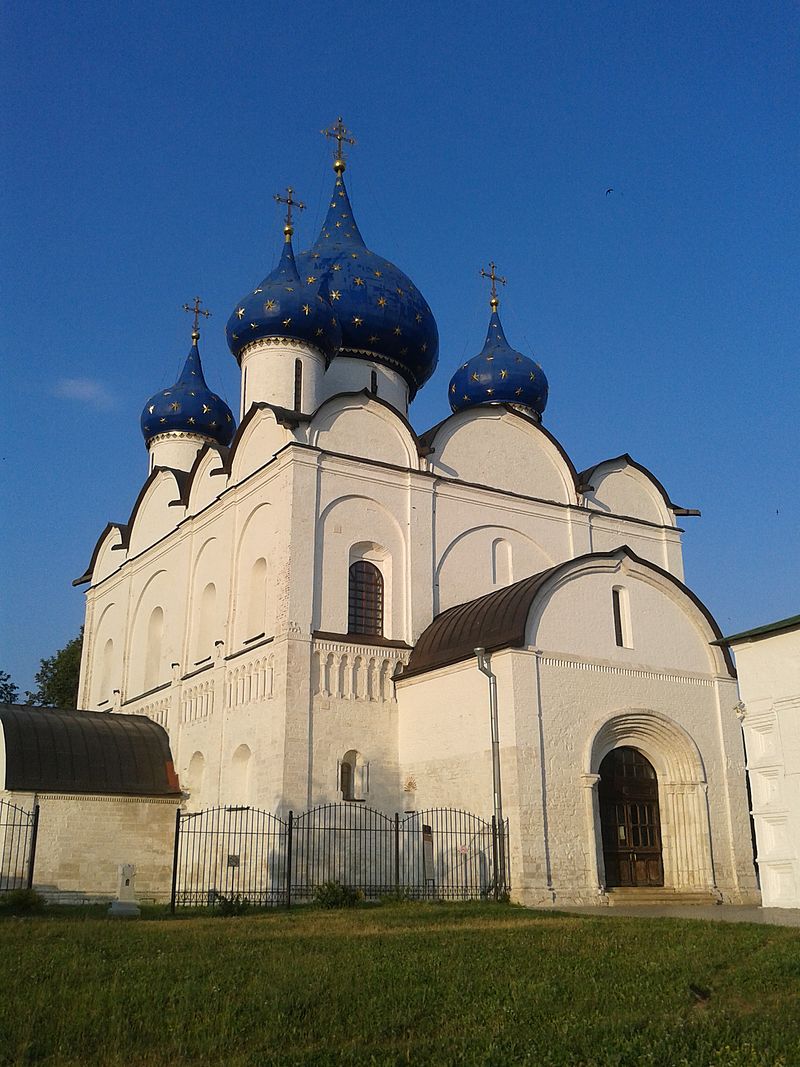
<box><xmin>0</xmin><ymin>800</ymin><xmax>39</xmax><ymax>893</ymax></box>
<box><xmin>171</xmin><ymin>803</ymin><xmax>509</xmax><ymax>909</ymax></box>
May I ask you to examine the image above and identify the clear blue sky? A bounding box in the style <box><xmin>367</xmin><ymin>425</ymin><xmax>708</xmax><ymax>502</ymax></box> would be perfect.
<box><xmin>2</xmin><ymin>0</ymin><xmax>797</xmax><ymax>693</ymax></box>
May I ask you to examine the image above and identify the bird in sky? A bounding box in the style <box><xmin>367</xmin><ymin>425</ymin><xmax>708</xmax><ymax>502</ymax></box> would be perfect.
<box><xmin>605</xmin><ymin>188</ymin><xmax>614</xmax><ymax>196</ymax></box>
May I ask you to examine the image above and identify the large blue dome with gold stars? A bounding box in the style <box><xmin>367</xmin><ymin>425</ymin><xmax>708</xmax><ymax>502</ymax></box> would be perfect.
<box><xmin>226</xmin><ymin>231</ymin><xmax>342</xmax><ymax>364</ymax></box>
<box><xmin>449</xmin><ymin>308</ymin><xmax>548</xmax><ymax>419</ymax></box>
<box><xmin>294</xmin><ymin>171</ymin><xmax>438</xmax><ymax>400</ymax></box>
<box><xmin>141</xmin><ymin>341</ymin><xmax>235</xmax><ymax>447</ymax></box>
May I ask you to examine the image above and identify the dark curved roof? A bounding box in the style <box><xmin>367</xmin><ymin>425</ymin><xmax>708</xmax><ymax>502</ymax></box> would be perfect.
<box><xmin>400</xmin><ymin>547</ymin><xmax>735</xmax><ymax>679</ymax></box>
<box><xmin>0</xmin><ymin>705</ymin><xmax>181</xmax><ymax>796</ymax></box>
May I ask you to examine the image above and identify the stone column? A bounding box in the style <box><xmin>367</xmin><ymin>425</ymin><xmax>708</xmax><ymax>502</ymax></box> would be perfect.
<box><xmin>581</xmin><ymin>773</ymin><xmax>605</xmax><ymax>895</ymax></box>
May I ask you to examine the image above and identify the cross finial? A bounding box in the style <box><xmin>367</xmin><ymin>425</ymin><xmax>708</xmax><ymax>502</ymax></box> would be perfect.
<box><xmin>273</xmin><ymin>186</ymin><xmax>306</xmax><ymax>242</ymax></box>
<box><xmin>480</xmin><ymin>261</ymin><xmax>507</xmax><ymax>311</ymax></box>
<box><xmin>183</xmin><ymin>296</ymin><xmax>211</xmax><ymax>342</ymax></box>
<box><xmin>321</xmin><ymin>116</ymin><xmax>356</xmax><ymax>174</ymax></box>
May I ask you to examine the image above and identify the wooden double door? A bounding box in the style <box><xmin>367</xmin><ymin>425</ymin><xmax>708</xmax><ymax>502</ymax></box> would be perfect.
<box><xmin>599</xmin><ymin>746</ymin><xmax>664</xmax><ymax>888</ymax></box>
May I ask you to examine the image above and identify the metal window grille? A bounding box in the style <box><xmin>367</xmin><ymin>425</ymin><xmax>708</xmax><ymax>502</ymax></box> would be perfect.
<box><xmin>348</xmin><ymin>561</ymin><xmax>383</xmax><ymax>636</ymax></box>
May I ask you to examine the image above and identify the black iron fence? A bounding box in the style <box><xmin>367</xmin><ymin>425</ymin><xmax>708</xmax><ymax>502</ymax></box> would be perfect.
<box><xmin>0</xmin><ymin>800</ymin><xmax>39</xmax><ymax>893</ymax></box>
<box><xmin>171</xmin><ymin>803</ymin><xmax>509</xmax><ymax>910</ymax></box>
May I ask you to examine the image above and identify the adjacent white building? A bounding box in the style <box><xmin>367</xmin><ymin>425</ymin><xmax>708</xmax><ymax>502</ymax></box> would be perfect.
<box><xmin>718</xmin><ymin>616</ymin><xmax>800</xmax><ymax>908</ymax></box>
<box><xmin>74</xmin><ymin>139</ymin><xmax>759</xmax><ymax>906</ymax></box>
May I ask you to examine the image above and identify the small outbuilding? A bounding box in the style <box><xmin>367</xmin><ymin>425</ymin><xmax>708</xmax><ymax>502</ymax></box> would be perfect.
<box><xmin>0</xmin><ymin>704</ymin><xmax>182</xmax><ymax>901</ymax></box>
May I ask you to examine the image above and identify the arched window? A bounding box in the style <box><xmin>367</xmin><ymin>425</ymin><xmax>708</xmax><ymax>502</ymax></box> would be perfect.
<box><xmin>294</xmin><ymin>359</ymin><xmax>303</xmax><ymax>411</ymax></box>
<box><xmin>348</xmin><ymin>561</ymin><xmax>383</xmax><ymax>636</ymax></box>
<box><xmin>195</xmin><ymin>582</ymin><xmax>216</xmax><ymax>661</ymax></box>
<box><xmin>339</xmin><ymin>749</ymin><xmax>368</xmax><ymax>801</ymax></box>
<box><xmin>612</xmin><ymin>586</ymin><xmax>633</xmax><ymax>648</ymax></box>
<box><xmin>230</xmin><ymin>744</ymin><xmax>253</xmax><ymax>806</ymax></box>
<box><xmin>98</xmin><ymin>638</ymin><xmax>114</xmax><ymax>703</ymax></box>
<box><xmin>246</xmin><ymin>557</ymin><xmax>268</xmax><ymax>640</ymax></box>
<box><xmin>186</xmin><ymin>751</ymin><xmax>206</xmax><ymax>808</ymax></box>
<box><xmin>491</xmin><ymin>538</ymin><xmax>512</xmax><ymax>586</ymax></box>
<box><xmin>144</xmin><ymin>606</ymin><xmax>164</xmax><ymax>691</ymax></box>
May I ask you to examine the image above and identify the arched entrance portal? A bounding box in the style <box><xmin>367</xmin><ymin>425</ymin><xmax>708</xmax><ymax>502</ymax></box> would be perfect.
<box><xmin>599</xmin><ymin>747</ymin><xmax>664</xmax><ymax>887</ymax></box>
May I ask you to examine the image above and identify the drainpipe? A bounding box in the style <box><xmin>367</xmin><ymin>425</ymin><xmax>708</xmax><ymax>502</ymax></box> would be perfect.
<box><xmin>475</xmin><ymin>648</ymin><xmax>504</xmax><ymax>831</ymax></box>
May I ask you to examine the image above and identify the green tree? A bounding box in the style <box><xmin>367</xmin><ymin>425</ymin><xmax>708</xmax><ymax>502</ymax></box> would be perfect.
<box><xmin>26</xmin><ymin>629</ymin><xmax>84</xmax><ymax>708</ymax></box>
<box><xmin>0</xmin><ymin>670</ymin><xmax>19</xmax><ymax>704</ymax></box>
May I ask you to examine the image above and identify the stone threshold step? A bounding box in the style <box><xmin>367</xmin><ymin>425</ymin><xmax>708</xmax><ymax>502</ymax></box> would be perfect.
<box><xmin>606</xmin><ymin>889</ymin><xmax>720</xmax><ymax>906</ymax></box>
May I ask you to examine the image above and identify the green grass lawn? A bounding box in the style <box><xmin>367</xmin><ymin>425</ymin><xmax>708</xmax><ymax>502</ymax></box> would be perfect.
<box><xmin>2</xmin><ymin>902</ymin><xmax>799</xmax><ymax>1066</ymax></box>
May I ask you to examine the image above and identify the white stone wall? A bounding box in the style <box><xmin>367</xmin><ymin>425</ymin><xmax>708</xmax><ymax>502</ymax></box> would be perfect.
<box><xmin>8</xmin><ymin>792</ymin><xmax>179</xmax><ymax>902</ymax></box>
<box><xmin>734</xmin><ymin>626</ymin><xmax>800</xmax><ymax>907</ymax></box>
<box><xmin>396</xmin><ymin>558</ymin><xmax>758</xmax><ymax>906</ymax></box>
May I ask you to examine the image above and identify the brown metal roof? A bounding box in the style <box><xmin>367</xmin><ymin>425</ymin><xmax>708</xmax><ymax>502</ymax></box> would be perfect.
<box><xmin>400</xmin><ymin>547</ymin><xmax>736</xmax><ymax>680</ymax></box>
<box><xmin>401</xmin><ymin>565</ymin><xmax>559</xmax><ymax>679</ymax></box>
<box><xmin>0</xmin><ymin>705</ymin><xmax>181</xmax><ymax>797</ymax></box>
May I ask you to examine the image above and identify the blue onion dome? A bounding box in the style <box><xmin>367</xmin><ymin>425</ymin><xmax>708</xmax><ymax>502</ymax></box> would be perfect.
<box><xmin>294</xmin><ymin>168</ymin><xmax>439</xmax><ymax>400</ymax></box>
<box><xmin>141</xmin><ymin>336</ymin><xmax>235</xmax><ymax>448</ymax></box>
<box><xmin>226</xmin><ymin>226</ymin><xmax>342</xmax><ymax>364</ymax></box>
<box><xmin>448</xmin><ymin>301</ymin><xmax>549</xmax><ymax>420</ymax></box>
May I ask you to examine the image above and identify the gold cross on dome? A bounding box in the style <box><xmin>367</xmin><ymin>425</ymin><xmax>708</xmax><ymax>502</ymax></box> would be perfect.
<box><xmin>183</xmin><ymin>297</ymin><xmax>211</xmax><ymax>342</ymax></box>
<box><xmin>274</xmin><ymin>186</ymin><xmax>306</xmax><ymax>240</ymax></box>
<box><xmin>322</xmin><ymin>116</ymin><xmax>356</xmax><ymax>174</ymax></box>
<box><xmin>480</xmin><ymin>261</ymin><xmax>507</xmax><ymax>311</ymax></box>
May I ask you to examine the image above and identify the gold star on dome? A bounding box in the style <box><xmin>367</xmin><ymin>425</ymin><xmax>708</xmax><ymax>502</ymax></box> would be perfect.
<box><xmin>529</xmin><ymin>372</ymin><xmax>536</xmax><ymax>380</ymax></box>
<box><xmin>253</xmin><ymin>288</ymin><xmax>263</xmax><ymax>294</ymax></box>
<box><xmin>251</xmin><ymin>322</ymin><xmax>258</xmax><ymax>329</ymax></box>
<box><xmin>515</xmin><ymin>388</ymin><xmax>523</xmax><ymax>396</ymax></box>
<box><xmin>285</xmin><ymin>286</ymin><xmax>295</xmax><ymax>292</ymax></box>
<box><xmin>169</xmin><ymin>401</ymin><xmax>180</xmax><ymax>411</ymax></box>
<box><xmin>421</xmin><ymin>343</ymin><xmax>427</xmax><ymax>352</ymax></box>
<box><xmin>353</xmin><ymin>316</ymin><xmax>363</xmax><ymax>326</ymax></box>
<box><xmin>283</xmin><ymin>317</ymin><xmax>292</xmax><ymax>327</ymax></box>
<box><xmin>471</xmin><ymin>373</ymin><xmax>480</xmax><ymax>382</ymax></box>
<box><xmin>160</xmin><ymin>417</ymin><xmax>166</xmax><ymax>423</ymax></box>
<box><xmin>330</xmin><ymin>201</ymin><xmax>337</xmax><ymax>208</ymax></box>
<box><xmin>486</xmin><ymin>388</ymin><xmax>494</xmax><ymax>396</ymax></box>
<box><xmin>236</xmin><ymin>308</ymin><xmax>245</xmax><ymax>319</ymax></box>
<box><xmin>232</xmin><ymin>333</ymin><xmax>239</xmax><ymax>341</ymax></box>
<box><xmin>450</xmin><ymin>384</ymin><xmax>456</xmax><ymax>394</ymax></box>
<box><xmin>148</xmin><ymin>405</ymin><xmax>155</xmax><ymax>414</ymax></box>
<box><xmin>368</xmin><ymin>334</ymin><xmax>379</xmax><ymax>343</ymax></box>
<box><xmin>315</xmin><ymin>327</ymin><xmax>324</xmax><ymax>336</ymax></box>
<box><xmin>500</xmin><ymin>369</ymin><xmax>508</xmax><ymax>379</ymax></box>
<box><xmin>311</xmin><ymin>253</ymin><xmax>320</xmax><ymax>260</ymax></box>
<box><xmin>187</xmin><ymin>416</ymin><xmax>195</xmax><ymax>424</ymax></box>
<box><xmin>189</xmin><ymin>391</ymin><xmax>196</xmax><ymax>396</ymax></box>
<box><xmin>335</xmin><ymin>221</ymin><xmax>342</xmax><ymax>228</ymax></box>
<box><xmin>377</xmin><ymin>296</ymin><xmax>387</xmax><ymax>307</ymax></box>
<box><xmin>462</xmin><ymin>395</ymin><xmax>469</xmax><ymax>402</ymax></box>
<box><xmin>202</xmin><ymin>404</ymin><xmax>211</xmax><ymax>414</ymax></box>
<box><xmin>515</xmin><ymin>355</ymin><xmax>522</xmax><ymax>363</ymax></box>
<box><xmin>265</xmin><ymin>300</ymin><xmax>276</xmax><ymax>311</ymax></box>
<box><xmin>330</xmin><ymin>290</ymin><xmax>341</xmax><ymax>301</ymax></box>
<box><xmin>415</xmin><ymin>313</ymin><xmax>422</xmax><ymax>323</ymax></box>
<box><xmin>162</xmin><ymin>391</ymin><xmax>171</xmax><ymax>396</ymax></box>
<box><xmin>306</xmin><ymin>275</ymin><xmax>317</xmax><ymax>284</ymax></box>
<box><xmin>374</xmin><ymin>270</ymin><xmax>382</xmax><ymax>277</ymax></box>
<box><xmin>486</xmin><ymin>354</ymin><xmax>494</xmax><ymax>361</ymax></box>
<box><xmin>350</xmin><ymin>253</ymin><xmax>358</xmax><ymax>258</ymax></box>
<box><xmin>400</xmin><ymin>346</ymin><xmax>408</xmax><ymax>355</ymax></box>
<box><xmin>396</xmin><ymin>287</ymin><xmax>404</xmax><ymax>296</ymax></box>
<box><xmin>302</xmin><ymin>304</ymin><xmax>311</xmax><ymax>315</ymax></box>
<box><xmin>353</xmin><ymin>277</ymin><xmax>364</xmax><ymax>286</ymax></box>
<box><xmin>332</xmin><ymin>264</ymin><xmax>342</xmax><ymax>271</ymax></box>
<box><xmin>393</xmin><ymin>326</ymin><xmax>402</xmax><ymax>335</ymax></box>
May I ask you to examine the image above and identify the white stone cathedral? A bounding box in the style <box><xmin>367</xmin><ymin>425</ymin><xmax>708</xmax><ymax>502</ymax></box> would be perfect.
<box><xmin>76</xmin><ymin>125</ymin><xmax>758</xmax><ymax>906</ymax></box>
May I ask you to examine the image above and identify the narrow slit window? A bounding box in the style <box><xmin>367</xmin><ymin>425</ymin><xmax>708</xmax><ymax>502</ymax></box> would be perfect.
<box><xmin>293</xmin><ymin>359</ymin><xmax>303</xmax><ymax>411</ymax></box>
<box><xmin>348</xmin><ymin>561</ymin><xmax>383</xmax><ymax>636</ymax></box>
<box><xmin>370</xmin><ymin>369</ymin><xmax>378</xmax><ymax>395</ymax></box>
<box><xmin>612</xmin><ymin>586</ymin><xmax>632</xmax><ymax>648</ymax></box>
